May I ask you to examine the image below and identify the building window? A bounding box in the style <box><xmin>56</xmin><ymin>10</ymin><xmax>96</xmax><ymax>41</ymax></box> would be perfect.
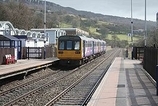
<box><xmin>3</xmin><ymin>41</ymin><xmax>10</xmax><ymax>47</ymax></box>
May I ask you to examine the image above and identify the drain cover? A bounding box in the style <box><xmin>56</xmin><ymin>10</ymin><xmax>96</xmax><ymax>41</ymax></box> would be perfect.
<box><xmin>117</xmin><ymin>84</ymin><xmax>125</xmax><ymax>88</ymax></box>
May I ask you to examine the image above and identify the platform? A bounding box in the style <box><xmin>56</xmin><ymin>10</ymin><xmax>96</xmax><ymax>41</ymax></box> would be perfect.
<box><xmin>0</xmin><ymin>57</ymin><xmax>58</xmax><ymax>80</ymax></box>
<box><xmin>87</xmin><ymin>57</ymin><xmax>158</xmax><ymax>106</ymax></box>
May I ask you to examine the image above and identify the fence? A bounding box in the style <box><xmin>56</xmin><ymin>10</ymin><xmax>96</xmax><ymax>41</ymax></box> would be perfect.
<box><xmin>0</xmin><ymin>48</ymin><xmax>14</xmax><ymax>64</ymax></box>
<box><xmin>132</xmin><ymin>47</ymin><xmax>144</xmax><ymax>59</ymax></box>
<box><xmin>26</xmin><ymin>47</ymin><xmax>42</xmax><ymax>59</ymax></box>
<box><xmin>143</xmin><ymin>47</ymin><xmax>157</xmax><ymax>81</ymax></box>
<box><xmin>22</xmin><ymin>46</ymin><xmax>56</xmax><ymax>59</ymax></box>
<box><xmin>131</xmin><ymin>47</ymin><xmax>158</xmax><ymax>81</ymax></box>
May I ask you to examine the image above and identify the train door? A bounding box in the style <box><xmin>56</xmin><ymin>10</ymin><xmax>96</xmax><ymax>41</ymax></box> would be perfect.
<box><xmin>83</xmin><ymin>40</ymin><xmax>85</xmax><ymax>57</ymax></box>
<box><xmin>92</xmin><ymin>41</ymin><xmax>94</xmax><ymax>54</ymax></box>
<box><xmin>98</xmin><ymin>42</ymin><xmax>101</xmax><ymax>53</ymax></box>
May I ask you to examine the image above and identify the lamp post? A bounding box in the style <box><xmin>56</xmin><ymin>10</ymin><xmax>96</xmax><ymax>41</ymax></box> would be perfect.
<box><xmin>131</xmin><ymin>0</ymin><xmax>134</xmax><ymax>59</ymax></box>
<box><xmin>44</xmin><ymin>0</ymin><xmax>46</xmax><ymax>37</ymax></box>
<box><xmin>44</xmin><ymin>0</ymin><xmax>46</xmax><ymax>59</ymax></box>
<box><xmin>131</xmin><ymin>0</ymin><xmax>133</xmax><ymax>46</ymax></box>
<box><xmin>144</xmin><ymin>0</ymin><xmax>147</xmax><ymax>46</ymax></box>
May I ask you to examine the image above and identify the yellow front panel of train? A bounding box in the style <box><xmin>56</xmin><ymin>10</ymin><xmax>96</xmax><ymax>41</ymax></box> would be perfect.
<box><xmin>57</xmin><ymin>50</ymin><xmax>82</xmax><ymax>60</ymax></box>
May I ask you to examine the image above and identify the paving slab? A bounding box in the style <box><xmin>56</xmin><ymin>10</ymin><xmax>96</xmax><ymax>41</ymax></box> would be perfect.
<box><xmin>87</xmin><ymin>57</ymin><xmax>158</xmax><ymax>106</ymax></box>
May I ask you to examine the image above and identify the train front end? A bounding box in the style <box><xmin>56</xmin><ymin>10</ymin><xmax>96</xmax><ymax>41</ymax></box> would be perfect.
<box><xmin>57</xmin><ymin>36</ymin><xmax>82</xmax><ymax>66</ymax></box>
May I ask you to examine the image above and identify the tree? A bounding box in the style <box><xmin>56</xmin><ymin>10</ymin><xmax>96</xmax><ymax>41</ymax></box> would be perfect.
<box><xmin>63</xmin><ymin>15</ymin><xmax>74</xmax><ymax>24</ymax></box>
<box><xmin>146</xmin><ymin>29</ymin><xmax>158</xmax><ymax>47</ymax></box>
<box><xmin>72</xmin><ymin>18</ymin><xmax>80</xmax><ymax>28</ymax></box>
<box><xmin>0</xmin><ymin>3</ymin><xmax>9</xmax><ymax>21</ymax></box>
<box><xmin>96</xmin><ymin>27</ymin><xmax>109</xmax><ymax>37</ymax></box>
<box><xmin>111</xmin><ymin>35</ymin><xmax>120</xmax><ymax>47</ymax></box>
<box><xmin>0</xmin><ymin>1</ymin><xmax>33</xmax><ymax>30</ymax></box>
<box><xmin>33</xmin><ymin>13</ymin><xmax>43</xmax><ymax>28</ymax></box>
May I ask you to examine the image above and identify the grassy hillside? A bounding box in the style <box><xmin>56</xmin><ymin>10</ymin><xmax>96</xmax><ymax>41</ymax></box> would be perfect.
<box><xmin>89</xmin><ymin>27</ymin><xmax>101</xmax><ymax>35</ymax></box>
<box><xmin>106</xmin><ymin>34</ymin><xmax>141</xmax><ymax>43</ymax></box>
<box><xmin>59</xmin><ymin>23</ymin><xmax>73</xmax><ymax>28</ymax></box>
<box><xmin>59</xmin><ymin>22</ymin><xmax>141</xmax><ymax>45</ymax></box>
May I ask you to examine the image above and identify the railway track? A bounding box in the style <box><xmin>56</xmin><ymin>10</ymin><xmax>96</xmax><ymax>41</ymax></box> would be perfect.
<box><xmin>47</xmin><ymin>49</ymin><xmax>122</xmax><ymax>106</ymax></box>
<box><xmin>0</xmin><ymin>68</ymin><xmax>57</xmax><ymax>93</ymax></box>
<box><xmin>0</xmin><ymin>48</ymin><xmax>122</xmax><ymax>106</ymax></box>
<box><xmin>0</xmin><ymin>68</ymin><xmax>61</xmax><ymax>105</ymax></box>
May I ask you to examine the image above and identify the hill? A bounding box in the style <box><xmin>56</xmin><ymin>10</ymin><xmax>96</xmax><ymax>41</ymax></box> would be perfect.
<box><xmin>32</xmin><ymin>0</ymin><xmax>156</xmax><ymax>30</ymax></box>
<box><xmin>0</xmin><ymin>0</ymin><xmax>156</xmax><ymax>30</ymax></box>
<box><xmin>0</xmin><ymin>0</ymin><xmax>156</xmax><ymax>47</ymax></box>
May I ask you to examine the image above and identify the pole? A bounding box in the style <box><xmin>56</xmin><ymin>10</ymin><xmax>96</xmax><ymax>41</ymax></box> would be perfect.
<box><xmin>156</xmin><ymin>65</ymin><xmax>158</xmax><ymax>96</ymax></box>
<box><xmin>144</xmin><ymin>0</ymin><xmax>147</xmax><ymax>46</ymax></box>
<box><xmin>44</xmin><ymin>0</ymin><xmax>46</xmax><ymax>59</ymax></box>
<box><xmin>131</xmin><ymin>0</ymin><xmax>133</xmax><ymax>46</ymax></box>
<box><xmin>44</xmin><ymin>0</ymin><xmax>46</xmax><ymax>36</ymax></box>
<box><xmin>131</xmin><ymin>0</ymin><xmax>134</xmax><ymax>59</ymax></box>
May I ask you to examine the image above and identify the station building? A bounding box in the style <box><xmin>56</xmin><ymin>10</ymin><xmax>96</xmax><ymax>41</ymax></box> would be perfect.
<box><xmin>31</xmin><ymin>28</ymin><xmax>66</xmax><ymax>45</ymax></box>
<box><xmin>0</xmin><ymin>21</ymin><xmax>49</xmax><ymax>60</ymax></box>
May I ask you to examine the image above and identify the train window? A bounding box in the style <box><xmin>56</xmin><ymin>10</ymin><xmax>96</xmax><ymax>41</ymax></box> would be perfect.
<box><xmin>74</xmin><ymin>41</ymin><xmax>80</xmax><ymax>50</ymax></box>
<box><xmin>59</xmin><ymin>41</ymin><xmax>64</xmax><ymax>50</ymax></box>
<box><xmin>66</xmin><ymin>41</ymin><xmax>72</xmax><ymax>50</ymax></box>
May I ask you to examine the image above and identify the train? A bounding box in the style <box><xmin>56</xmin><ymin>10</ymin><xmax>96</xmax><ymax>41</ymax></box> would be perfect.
<box><xmin>57</xmin><ymin>35</ymin><xmax>106</xmax><ymax>66</ymax></box>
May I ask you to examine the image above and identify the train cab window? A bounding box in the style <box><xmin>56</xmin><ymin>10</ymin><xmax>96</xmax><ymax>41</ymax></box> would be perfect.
<box><xmin>59</xmin><ymin>41</ymin><xmax>64</xmax><ymax>50</ymax></box>
<box><xmin>66</xmin><ymin>41</ymin><xmax>72</xmax><ymax>50</ymax></box>
<box><xmin>74</xmin><ymin>41</ymin><xmax>80</xmax><ymax>50</ymax></box>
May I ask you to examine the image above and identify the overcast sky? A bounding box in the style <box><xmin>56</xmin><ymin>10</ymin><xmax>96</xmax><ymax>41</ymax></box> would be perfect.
<box><xmin>47</xmin><ymin>0</ymin><xmax>158</xmax><ymax>22</ymax></box>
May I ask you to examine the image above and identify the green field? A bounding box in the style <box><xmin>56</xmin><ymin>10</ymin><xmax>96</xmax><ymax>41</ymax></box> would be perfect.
<box><xmin>106</xmin><ymin>34</ymin><xmax>140</xmax><ymax>42</ymax></box>
<box><xmin>59</xmin><ymin>23</ymin><xmax>72</xmax><ymax>28</ymax></box>
<box><xmin>59</xmin><ymin>23</ymin><xmax>141</xmax><ymax>44</ymax></box>
<box><xmin>89</xmin><ymin>27</ymin><xmax>101</xmax><ymax>35</ymax></box>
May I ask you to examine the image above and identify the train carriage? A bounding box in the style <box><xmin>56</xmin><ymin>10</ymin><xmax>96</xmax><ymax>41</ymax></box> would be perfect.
<box><xmin>57</xmin><ymin>35</ymin><xmax>106</xmax><ymax>66</ymax></box>
<box><xmin>100</xmin><ymin>40</ymin><xmax>106</xmax><ymax>53</ymax></box>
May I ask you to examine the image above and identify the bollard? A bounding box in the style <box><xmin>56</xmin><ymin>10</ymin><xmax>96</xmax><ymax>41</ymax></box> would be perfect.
<box><xmin>156</xmin><ymin>65</ymin><xmax>158</xmax><ymax>96</ymax></box>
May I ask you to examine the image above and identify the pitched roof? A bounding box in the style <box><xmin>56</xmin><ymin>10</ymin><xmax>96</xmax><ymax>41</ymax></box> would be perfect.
<box><xmin>0</xmin><ymin>34</ymin><xmax>19</xmax><ymax>41</ymax></box>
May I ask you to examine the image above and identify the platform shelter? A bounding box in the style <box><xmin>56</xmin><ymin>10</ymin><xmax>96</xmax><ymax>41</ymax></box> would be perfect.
<box><xmin>0</xmin><ymin>34</ymin><xmax>21</xmax><ymax>60</ymax></box>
